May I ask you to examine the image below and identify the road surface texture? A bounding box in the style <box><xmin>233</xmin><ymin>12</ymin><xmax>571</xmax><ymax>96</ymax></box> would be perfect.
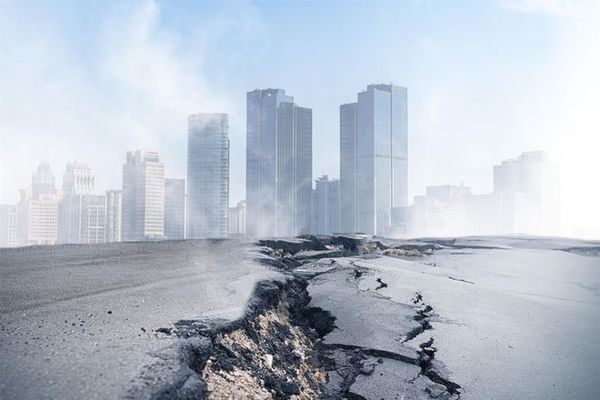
<box><xmin>1</xmin><ymin>235</ymin><xmax>598</xmax><ymax>399</ymax></box>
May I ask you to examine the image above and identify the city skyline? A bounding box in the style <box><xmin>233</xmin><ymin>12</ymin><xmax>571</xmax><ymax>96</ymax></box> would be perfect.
<box><xmin>1</xmin><ymin>0</ymin><xmax>599</xmax><ymax>238</ymax></box>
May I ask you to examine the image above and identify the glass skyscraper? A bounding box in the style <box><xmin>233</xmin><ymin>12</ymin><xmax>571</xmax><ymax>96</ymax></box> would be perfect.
<box><xmin>187</xmin><ymin>113</ymin><xmax>229</xmax><ymax>238</ymax></box>
<box><xmin>246</xmin><ymin>89</ymin><xmax>312</xmax><ymax>238</ymax></box>
<box><xmin>340</xmin><ymin>84</ymin><xmax>408</xmax><ymax>236</ymax></box>
<box><xmin>121</xmin><ymin>150</ymin><xmax>165</xmax><ymax>241</ymax></box>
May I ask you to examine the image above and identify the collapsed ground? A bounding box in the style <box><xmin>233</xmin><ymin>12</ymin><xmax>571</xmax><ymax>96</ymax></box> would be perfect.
<box><xmin>141</xmin><ymin>235</ymin><xmax>462</xmax><ymax>400</ymax></box>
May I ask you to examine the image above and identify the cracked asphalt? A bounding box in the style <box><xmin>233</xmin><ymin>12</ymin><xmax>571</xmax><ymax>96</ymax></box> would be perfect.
<box><xmin>1</xmin><ymin>235</ymin><xmax>598</xmax><ymax>399</ymax></box>
<box><xmin>0</xmin><ymin>240</ymin><xmax>280</xmax><ymax>399</ymax></box>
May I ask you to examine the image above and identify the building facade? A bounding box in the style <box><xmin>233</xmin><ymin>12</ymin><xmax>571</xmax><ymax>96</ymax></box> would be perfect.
<box><xmin>340</xmin><ymin>84</ymin><xmax>408</xmax><ymax>236</ymax></box>
<box><xmin>164</xmin><ymin>178</ymin><xmax>186</xmax><ymax>240</ymax></box>
<box><xmin>187</xmin><ymin>114</ymin><xmax>229</xmax><ymax>238</ymax></box>
<box><xmin>228</xmin><ymin>200</ymin><xmax>246</xmax><ymax>237</ymax></box>
<box><xmin>105</xmin><ymin>190</ymin><xmax>122</xmax><ymax>243</ymax></box>
<box><xmin>0</xmin><ymin>204</ymin><xmax>18</xmax><ymax>247</ymax></box>
<box><xmin>58</xmin><ymin>162</ymin><xmax>106</xmax><ymax>244</ymax></box>
<box><xmin>493</xmin><ymin>151</ymin><xmax>560</xmax><ymax>235</ymax></box>
<box><xmin>121</xmin><ymin>150</ymin><xmax>165</xmax><ymax>241</ymax></box>
<box><xmin>311</xmin><ymin>176</ymin><xmax>340</xmax><ymax>235</ymax></box>
<box><xmin>16</xmin><ymin>163</ymin><xmax>59</xmax><ymax>246</ymax></box>
<box><xmin>246</xmin><ymin>89</ymin><xmax>312</xmax><ymax>238</ymax></box>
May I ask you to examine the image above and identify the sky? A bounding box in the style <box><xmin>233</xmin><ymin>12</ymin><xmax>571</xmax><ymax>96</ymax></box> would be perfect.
<box><xmin>0</xmin><ymin>0</ymin><xmax>599</xmax><ymax>238</ymax></box>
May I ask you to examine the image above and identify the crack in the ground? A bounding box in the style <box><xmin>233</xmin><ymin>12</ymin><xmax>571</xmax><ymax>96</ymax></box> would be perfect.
<box><xmin>375</xmin><ymin>278</ymin><xmax>388</xmax><ymax>290</ymax></box>
<box><xmin>448</xmin><ymin>276</ymin><xmax>475</xmax><ymax>285</ymax></box>
<box><xmin>138</xmin><ymin>237</ymin><xmax>461</xmax><ymax>400</ymax></box>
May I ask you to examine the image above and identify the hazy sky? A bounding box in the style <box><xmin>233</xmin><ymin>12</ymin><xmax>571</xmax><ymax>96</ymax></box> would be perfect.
<box><xmin>0</xmin><ymin>0</ymin><xmax>598</xmax><ymax>238</ymax></box>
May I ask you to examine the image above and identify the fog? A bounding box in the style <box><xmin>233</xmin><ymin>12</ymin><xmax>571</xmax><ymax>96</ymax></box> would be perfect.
<box><xmin>1</xmin><ymin>0</ymin><xmax>599</xmax><ymax>239</ymax></box>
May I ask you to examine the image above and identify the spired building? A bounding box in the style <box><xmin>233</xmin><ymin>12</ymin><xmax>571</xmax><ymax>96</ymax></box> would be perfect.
<box><xmin>164</xmin><ymin>178</ymin><xmax>186</xmax><ymax>240</ymax></box>
<box><xmin>187</xmin><ymin>113</ymin><xmax>229</xmax><ymax>238</ymax></box>
<box><xmin>246</xmin><ymin>89</ymin><xmax>312</xmax><ymax>238</ymax></box>
<box><xmin>340</xmin><ymin>84</ymin><xmax>408</xmax><ymax>236</ymax></box>
<box><xmin>105</xmin><ymin>190</ymin><xmax>122</xmax><ymax>243</ymax></box>
<box><xmin>121</xmin><ymin>150</ymin><xmax>165</xmax><ymax>241</ymax></box>
<box><xmin>17</xmin><ymin>162</ymin><xmax>59</xmax><ymax>245</ymax></box>
<box><xmin>58</xmin><ymin>162</ymin><xmax>106</xmax><ymax>244</ymax></box>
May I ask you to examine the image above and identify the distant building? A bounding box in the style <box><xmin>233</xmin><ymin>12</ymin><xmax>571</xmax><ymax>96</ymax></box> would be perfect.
<box><xmin>122</xmin><ymin>150</ymin><xmax>165</xmax><ymax>241</ymax></box>
<box><xmin>407</xmin><ymin>185</ymin><xmax>472</xmax><ymax>237</ymax></box>
<box><xmin>105</xmin><ymin>190</ymin><xmax>122</xmax><ymax>243</ymax></box>
<box><xmin>58</xmin><ymin>162</ymin><xmax>106</xmax><ymax>244</ymax></box>
<box><xmin>246</xmin><ymin>89</ymin><xmax>312</xmax><ymax>237</ymax></box>
<box><xmin>0</xmin><ymin>204</ymin><xmax>18</xmax><ymax>247</ymax></box>
<box><xmin>62</xmin><ymin>162</ymin><xmax>95</xmax><ymax>196</ymax></box>
<box><xmin>31</xmin><ymin>162</ymin><xmax>56</xmax><ymax>199</ymax></box>
<box><xmin>164</xmin><ymin>178</ymin><xmax>185</xmax><ymax>240</ymax></box>
<box><xmin>311</xmin><ymin>176</ymin><xmax>340</xmax><ymax>235</ymax></box>
<box><xmin>493</xmin><ymin>151</ymin><xmax>560</xmax><ymax>235</ymax></box>
<box><xmin>16</xmin><ymin>163</ymin><xmax>59</xmax><ymax>246</ymax></box>
<box><xmin>404</xmin><ymin>152</ymin><xmax>560</xmax><ymax>238</ymax></box>
<box><xmin>340</xmin><ymin>84</ymin><xmax>408</xmax><ymax>236</ymax></box>
<box><xmin>187</xmin><ymin>113</ymin><xmax>230</xmax><ymax>238</ymax></box>
<box><xmin>228</xmin><ymin>200</ymin><xmax>246</xmax><ymax>237</ymax></box>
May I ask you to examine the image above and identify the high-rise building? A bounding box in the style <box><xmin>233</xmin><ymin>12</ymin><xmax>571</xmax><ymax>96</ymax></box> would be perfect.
<box><xmin>493</xmin><ymin>151</ymin><xmax>560</xmax><ymax>235</ymax></box>
<box><xmin>121</xmin><ymin>149</ymin><xmax>165</xmax><ymax>241</ymax></box>
<box><xmin>187</xmin><ymin>113</ymin><xmax>229</xmax><ymax>238</ymax></box>
<box><xmin>228</xmin><ymin>200</ymin><xmax>246</xmax><ymax>237</ymax></box>
<box><xmin>31</xmin><ymin>162</ymin><xmax>56</xmax><ymax>199</ymax></box>
<box><xmin>0</xmin><ymin>204</ymin><xmax>18</xmax><ymax>247</ymax></box>
<box><xmin>58</xmin><ymin>162</ymin><xmax>106</xmax><ymax>244</ymax></box>
<box><xmin>340</xmin><ymin>84</ymin><xmax>408</xmax><ymax>236</ymax></box>
<box><xmin>246</xmin><ymin>89</ymin><xmax>312</xmax><ymax>238</ymax></box>
<box><xmin>16</xmin><ymin>163</ymin><xmax>59</xmax><ymax>246</ymax></box>
<box><xmin>105</xmin><ymin>190</ymin><xmax>122</xmax><ymax>243</ymax></box>
<box><xmin>62</xmin><ymin>162</ymin><xmax>95</xmax><ymax>196</ymax></box>
<box><xmin>407</xmin><ymin>185</ymin><xmax>472</xmax><ymax>238</ymax></box>
<box><xmin>164</xmin><ymin>178</ymin><xmax>185</xmax><ymax>240</ymax></box>
<box><xmin>311</xmin><ymin>175</ymin><xmax>340</xmax><ymax>235</ymax></box>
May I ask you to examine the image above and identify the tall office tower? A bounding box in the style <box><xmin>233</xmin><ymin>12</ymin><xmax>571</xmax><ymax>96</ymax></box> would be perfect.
<box><xmin>246</xmin><ymin>89</ymin><xmax>312</xmax><ymax>238</ymax></box>
<box><xmin>227</xmin><ymin>200</ymin><xmax>246</xmax><ymax>237</ymax></box>
<box><xmin>493</xmin><ymin>151</ymin><xmax>560</xmax><ymax>235</ymax></box>
<box><xmin>0</xmin><ymin>204</ymin><xmax>18</xmax><ymax>247</ymax></box>
<box><xmin>187</xmin><ymin>114</ymin><xmax>229</xmax><ymax>238</ymax></box>
<box><xmin>62</xmin><ymin>162</ymin><xmax>95</xmax><ymax>196</ymax></box>
<box><xmin>311</xmin><ymin>175</ymin><xmax>340</xmax><ymax>235</ymax></box>
<box><xmin>164</xmin><ymin>178</ymin><xmax>186</xmax><ymax>240</ymax></box>
<box><xmin>121</xmin><ymin>149</ymin><xmax>165</xmax><ymax>241</ymax></box>
<box><xmin>32</xmin><ymin>162</ymin><xmax>56</xmax><ymax>199</ymax></box>
<box><xmin>340</xmin><ymin>84</ymin><xmax>408</xmax><ymax>236</ymax></box>
<box><xmin>105</xmin><ymin>190</ymin><xmax>122</xmax><ymax>242</ymax></box>
<box><xmin>16</xmin><ymin>163</ymin><xmax>59</xmax><ymax>245</ymax></box>
<box><xmin>58</xmin><ymin>162</ymin><xmax>106</xmax><ymax>244</ymax></box>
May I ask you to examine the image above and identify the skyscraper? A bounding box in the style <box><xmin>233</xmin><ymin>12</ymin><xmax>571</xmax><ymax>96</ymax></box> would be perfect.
<box><xmin>340</xmin><ymin>84</ymin><xmax>408</xmax><ymax>236</ymax></box>
<box><xmin>311</xmin><ymin>175</ymin><xmax>340</xmax><ymax>235</ymax></box>
<box><xmin>0</xmin><ymin>204</ymin><xmax>18</xmax><ymax>247</ymax></box>
<box><xmin>493</xmin><ymin>151</ymin><xmax>560</xmax><ymax>235</ymax></box>
<box><xmin>246</xmin><ymin>89</ymin><xmax>312</xmax><ymax>238</ymax></box>
<box><xmin>58</xmin><ymin>162</ymin><xmax>106</xmax><ymax>244</ymax></box>
<box><xmin>228</xmin><ymin>200</ymin><xmax>246</xmax><ymax>237</ymax></box>
<box><xmin>121</xmin><ymin>150</ymin><xmax>165</xmax><ymax>241</ymax></box>
<box><xmin>105</xmin><ymin>190</ymin><xmax>122</xmax><ymax>243</ymax></box>
<box><xmin>17</xmin><ymin>163</ymin><xmax>59</xmax><ymax>245</ymax></box>
<box><xmin>62</xmin><ymin>162</ymin><xmax>95</xmax><ymax>196</ymax></box>
<box><xmin>164</xmin><ymin>178</ymin><xmax>186</xmax><ymax>240</ymax></box>
<box><xmin>187</xmin><ymin>114</ymin><xmax>229</xmax><ymax>238</ymax></box>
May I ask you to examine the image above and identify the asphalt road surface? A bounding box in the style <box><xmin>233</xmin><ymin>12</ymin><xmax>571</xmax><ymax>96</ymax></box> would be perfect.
<box><xmin>0</xmin><ymin>240</ymin><xmax>279</xmax><ymax>399</ymax></box>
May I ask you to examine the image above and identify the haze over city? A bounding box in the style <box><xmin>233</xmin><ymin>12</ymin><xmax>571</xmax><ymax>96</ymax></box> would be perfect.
<box><xmin>1</xmin><ymin>0</ymin><xmax>599</xmax><ymax>239</ymax></box>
